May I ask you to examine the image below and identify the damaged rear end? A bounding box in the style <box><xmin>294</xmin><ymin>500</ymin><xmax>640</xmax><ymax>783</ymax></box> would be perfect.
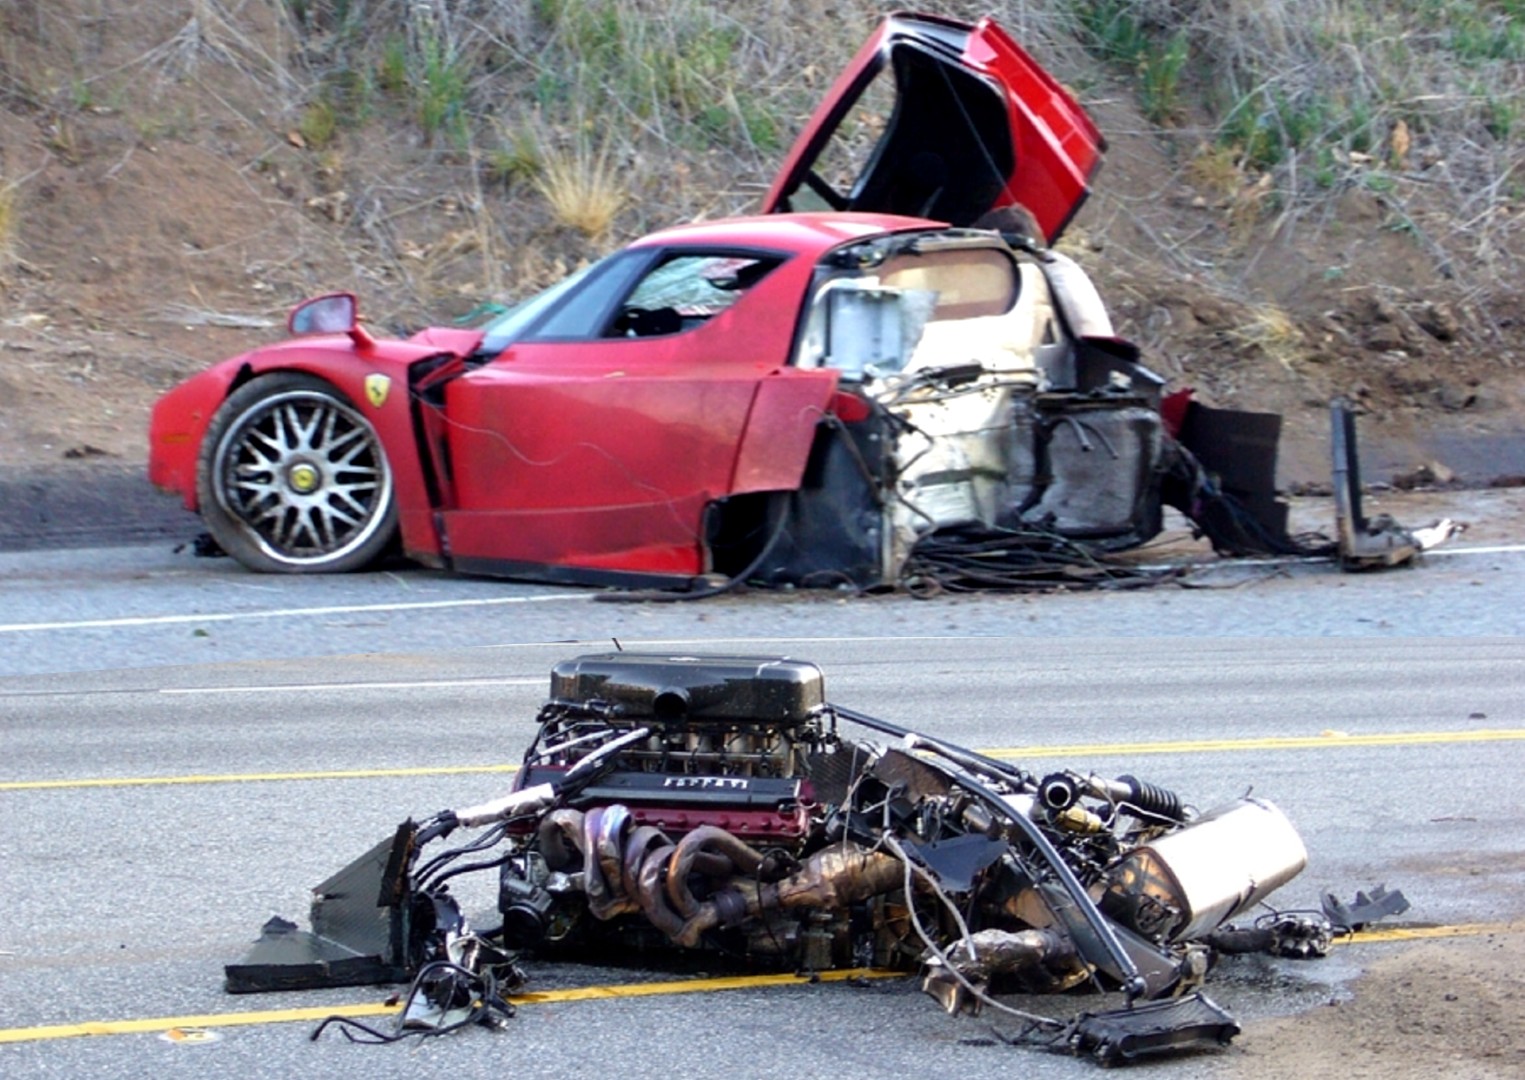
<box><xmin>723</xmin><ymin>228</ymin><xmax>1255</xmax><ymax>589</ymax></box>
<box><xmin>740</xmin><ymin>11</ymin><xmax>1456</xmax><ymax>591</ymax></box>
<box><xmin>712</xmin><ymin>221</ymin><xmax>1455</xmax><ymax>591</ymax></box>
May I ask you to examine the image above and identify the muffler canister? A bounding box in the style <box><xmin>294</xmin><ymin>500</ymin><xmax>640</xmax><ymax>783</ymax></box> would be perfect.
<box><xmin>1103</xmin><ymin>798</ymin><xmax>1307</xmax><ymax>943</ymax></box>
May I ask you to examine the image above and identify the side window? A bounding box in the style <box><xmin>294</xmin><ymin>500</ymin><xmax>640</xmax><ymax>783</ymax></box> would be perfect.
<box><xmin>605</xmin><ymin>253</ymin><xmax>782</xmax><ymax>338</ymax></box>
<box><xmin>525</xmin><ymin>251</ymin><xmax>648</xmax><ymax>342</ymax></box>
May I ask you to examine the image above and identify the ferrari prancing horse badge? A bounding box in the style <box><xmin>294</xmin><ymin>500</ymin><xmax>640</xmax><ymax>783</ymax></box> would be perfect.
<box><xmin>364</xmin><ymin>373</ymin><xmax>391</xmax><ymax>408</ymax></box>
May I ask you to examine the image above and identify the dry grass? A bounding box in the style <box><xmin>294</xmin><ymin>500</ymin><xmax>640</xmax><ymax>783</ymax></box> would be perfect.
<box><xmin>1229</xmin><ymin>303</ymin><xmax>1305</xmax><ymax>371</ymax></box>
<box><xmin>533</xmin><ymin>136</ymin><xmax>625</xmax><ymax>240</ymax></box>
<box><xmin>6</xmin><ymin>0</ymin><xmax>1523</xmax><ymax>324</ymax></box>
<box><xmin>1185</xmin><ymin>143</ymin><xmax>1244</xmax><ymax>197</ymax></box>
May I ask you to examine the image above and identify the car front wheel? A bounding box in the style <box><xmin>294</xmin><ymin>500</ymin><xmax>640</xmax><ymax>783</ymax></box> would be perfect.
<box><xmin>196</xmin><ymin>373</ymin><xmax>397</xmax><ymax>573</ymax></box>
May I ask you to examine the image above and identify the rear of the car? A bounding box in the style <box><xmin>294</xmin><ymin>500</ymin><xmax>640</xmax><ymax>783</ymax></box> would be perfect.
<box><xmin>756</xmin><ymin>227</ymin><xmax>1167</xmax><ymax>585</ymax></box>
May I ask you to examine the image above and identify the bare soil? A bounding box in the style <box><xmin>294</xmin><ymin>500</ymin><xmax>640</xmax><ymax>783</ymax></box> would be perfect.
<box><xmin>1229</xmin><ymin>931</ymin><xmax>1525</xmax><ymax>1079</ymax></box>
<box><xmin>4</xmin><ymin>6</ymin><xmax>1525</xmax><ymax>496</ymax></box>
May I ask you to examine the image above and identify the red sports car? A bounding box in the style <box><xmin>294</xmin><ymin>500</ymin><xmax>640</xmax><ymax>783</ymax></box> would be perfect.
<box><xmin>149</xmin><ymin>13</ymin><xmax>1313</xmax><ymax>587</ymax></box>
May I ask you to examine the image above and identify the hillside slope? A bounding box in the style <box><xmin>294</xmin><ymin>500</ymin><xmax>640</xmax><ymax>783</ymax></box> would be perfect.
<box><xmin>2</xmin><ymin>0</ymin><xmax>1523</xmax><ymax>488</ymax></box>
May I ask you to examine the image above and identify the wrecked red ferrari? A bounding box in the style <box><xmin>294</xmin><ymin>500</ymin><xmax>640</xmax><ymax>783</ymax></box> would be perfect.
<box><xmin>148</xmin><ymin>12</ymin><xmax>1426</xmax><ymax>588</ymax></box>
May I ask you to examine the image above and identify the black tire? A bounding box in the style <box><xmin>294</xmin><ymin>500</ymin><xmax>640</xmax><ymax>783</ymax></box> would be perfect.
<box><xmin>195</xmin><ymin>372</ymin><xmax>397</xmax><ymax>573</ymax></box>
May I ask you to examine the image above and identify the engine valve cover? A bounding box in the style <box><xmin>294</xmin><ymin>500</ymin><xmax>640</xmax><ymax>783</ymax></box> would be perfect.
<box><xmin>549</xmin><ymin>653</ymin><xmax>825</xmax><ymax>725</ymax></box>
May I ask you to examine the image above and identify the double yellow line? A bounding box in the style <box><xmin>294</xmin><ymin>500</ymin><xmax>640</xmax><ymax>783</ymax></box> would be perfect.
<box><xmin>0</xmin><ymin>924</ymin><xmax>1516</xmax><ymax>1045</ymax></box>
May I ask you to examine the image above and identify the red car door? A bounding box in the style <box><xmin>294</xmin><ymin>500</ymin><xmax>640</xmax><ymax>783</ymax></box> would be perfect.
<box><xmin>437</xmin><ymin>250</ymin><xmax>832</xmax><ymax>578</ymax></box>
<box><xmin>762</xmin><ymin>12</ymin><xmax>1104</xmax><ymax>244</ymax></box>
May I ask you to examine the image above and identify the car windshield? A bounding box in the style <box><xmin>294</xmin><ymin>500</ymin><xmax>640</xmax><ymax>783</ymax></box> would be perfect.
<box><xmin>478</xmin><ymin>255</ymin><xmax>612</xmax><ymax>354</ymax></box>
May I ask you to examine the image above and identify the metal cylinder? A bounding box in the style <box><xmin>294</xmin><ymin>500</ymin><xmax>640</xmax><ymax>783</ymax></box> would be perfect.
<box><xmin>1103</xmin><ymin>798</ymin><xmax>1307</xmax><ymax>943</ymax></box>
<box><xmin>1115</xmin><ymin>774</ymin><xmax>1183</xmax><ymax>821</ymax></box>
<box><xmin>1039</xmin><ymin>772</ymin><xmax>1079</xmax><ymax>811</ymax></box>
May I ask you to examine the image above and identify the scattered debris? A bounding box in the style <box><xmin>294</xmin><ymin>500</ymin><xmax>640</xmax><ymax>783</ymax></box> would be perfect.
<box><xmin>1392</xmin><ymin>460</ymin><xmax>1458</xmax><ymax>490</ymax></box>
<box><xmin>159</xmin><ymin>1027</ymin><xmax>221</xmax><ymax>1045</ymax></box>
<box><xmin>229</xmin><ymin>653</ymin><xmax>1410</xmax><ymax>1062</ymax></box>
<box><xmin>1332</xmin><ymin>401</ymin><xmax>1463</xmax><ymax>569</ymax></box>
<box><xmin>62</xmin><ymin>444</ymin><xmax>110</xmax><ymax>459</ymax></box>
<box><xmin>1324</xmin><ymin>884</ymin><xmax>1411</xmax><ymax>931</ymax></box>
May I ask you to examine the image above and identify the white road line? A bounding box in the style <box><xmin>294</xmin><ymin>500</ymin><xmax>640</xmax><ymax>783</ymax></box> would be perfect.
<box><xmin>1</xmin><ymin>542</ymin><xmax>1520</xmax><ymax>637</ymax></box>
<box><xmin>486</xmin><ymin>634</ymin><xmax>973</xmax><ymax>648</ymax></box>
<box><xmin>0</xmin><ymin>592</ymin><xmax>587</xmax><ymax>634</ymax></box>
<box><xmin>1135</xmin><ymin>540</ymin><xmax>1525</xmax><ymax>572</ymax></box>
<box><xmin>1427</xmin><ymin>542</ymin><xmax>1525</xmax><ymax>557</ymax></box>
<box><xmin>160</xmin><ymin>677</ymin><xmax>543</xmax><ymax>695</ymax></box>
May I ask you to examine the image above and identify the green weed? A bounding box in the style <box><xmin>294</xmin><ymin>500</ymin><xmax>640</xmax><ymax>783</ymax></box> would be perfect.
<box><xmin>1448</xmin><ymin>10</ymin><xmax>1525</xmax><ymax>64</ymax></box>
<box><xmin>298</xmin><ymin>99</ymin><xmax>338</xmax><ymax>149</ymax></box>
<box><xmin>377</xmin><ymin>36</ymin><xmax>408</xmax><ymax>97</ymax></box>
<box><xmin>1139</xmin><ymin>32</ymin><xmax>1189</xmax><ymax>126</ymax></box>
<box><xmin>1074</xmin><ymin>0</ymin><xmax>1151</xmax><ymax>66</ymax></box>
<box><xmin>1313</xmin><ymin>146</ymin><xmax>1340</xmax><ymax>189</ymax></box>
<box><xmin>1074</xmin><ymin>4</ymin><xmax>1189</xmax><ymax>126</ymax></box>
<box><xmin>737</xmin><ymin>96</ymin><xmax>780</xmax><ymax>152</ymax></box>
<box><xmin>485</xmin><ymin>124</ymin><xmax>543</xmax><ymax>186</ymax></box>
<box><xmin>1486</xmin><ymin>95</ymin><xmax>1520</xmax><ymax>141</ymax></box>
<box><xmin>415</xmin><ymin>31</ymin><xmax>469</xmax><ymax>145</ymax></box>
<box><xmin>0</xmin><ymin>177</ymin><xmax>18</xmax><ymax>267</ymax></box>
<box><xmin>320</xmin><ymin>68</ymin><xmax>371</xmax><ymax>128</ymax></box>
<box><xmin>285</xmin><ymin>0</ymin><xmax>362</xmax><ymax>34</ymax></box>
<box><xmin>532</xmin><ymin>1</ymin><xmax>761</xmax><ymax>151</ymax></box>
<box><xmin>1221</xmin><ymin>94</ymin><xmax>1285</xmax><ymax>171</ymax></box>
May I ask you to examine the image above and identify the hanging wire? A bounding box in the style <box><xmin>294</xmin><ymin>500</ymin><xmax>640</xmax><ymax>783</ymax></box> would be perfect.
<box><xmin>310</xmin><ymin>960</ymin><xmax>515</xmax><ymax>1044</ymax></box>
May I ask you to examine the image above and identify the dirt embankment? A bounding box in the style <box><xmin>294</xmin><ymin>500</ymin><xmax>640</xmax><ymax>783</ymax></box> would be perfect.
<box><xmin>1</xmin><ymin>2</ymin><xmax>1522</xmax><ymax>507</ymax></box>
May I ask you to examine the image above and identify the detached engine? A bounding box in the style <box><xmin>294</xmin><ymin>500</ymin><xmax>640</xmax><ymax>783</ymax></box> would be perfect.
<box><xmin>227</xmin><ymin>653</ymin><xmax>1356</xmax><ymax>1063</ymax></box>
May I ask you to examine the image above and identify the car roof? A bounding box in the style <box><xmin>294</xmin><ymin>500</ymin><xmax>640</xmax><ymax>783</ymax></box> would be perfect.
<box><xmin>630</xmin><ymin>211</ymin><xmax>943</xmax><ymax>257</ymax></box>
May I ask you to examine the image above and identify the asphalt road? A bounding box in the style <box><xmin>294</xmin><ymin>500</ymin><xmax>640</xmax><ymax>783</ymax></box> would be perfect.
<box><xmin>1</xmin><ymin>540</ymin><xmax>1522</xmax><ymax>1078</ymax></box>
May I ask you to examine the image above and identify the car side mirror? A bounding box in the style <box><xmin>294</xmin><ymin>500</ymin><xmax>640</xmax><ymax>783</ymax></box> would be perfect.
<box><xmin>289</xmin><ymin>293</ymin><xmax>358</xmax><ymax>336</ymax></box>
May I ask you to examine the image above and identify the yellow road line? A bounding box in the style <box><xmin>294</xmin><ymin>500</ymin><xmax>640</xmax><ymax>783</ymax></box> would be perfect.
<box><xmin>1334</xmin><ymin>921</ymin><xmax>1519</xmax><ymax>944</ymax></box>
<box><xmin>0</xmin><ymin>968</ymin><xmax>899</xmax><ymax>1045</ymax></box>
<box><xmin>1</xmin><ymin>923</ymin><xmax>1517</xmax><ymax>1045</ymax></box>
<box><xmin>0</xmin><ymin>764</ymin><xmax>522</xmax><ymax>791</ymax></box>
<box><xmin>510</xmin><ymin>968</ymin><xmax>895</xmax><ymax>1004</ymax></box>
<box><xmin>4</xmin><ymin>729</ymin><xmax>1521</xmax><ymax>791</ymax></box>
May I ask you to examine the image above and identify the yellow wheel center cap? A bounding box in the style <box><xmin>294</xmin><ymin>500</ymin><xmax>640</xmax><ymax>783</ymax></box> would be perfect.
<box><xmin>288</xmin><ymin>463</ymin><xmax>321</xmax><ymax>494</ymax></box>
